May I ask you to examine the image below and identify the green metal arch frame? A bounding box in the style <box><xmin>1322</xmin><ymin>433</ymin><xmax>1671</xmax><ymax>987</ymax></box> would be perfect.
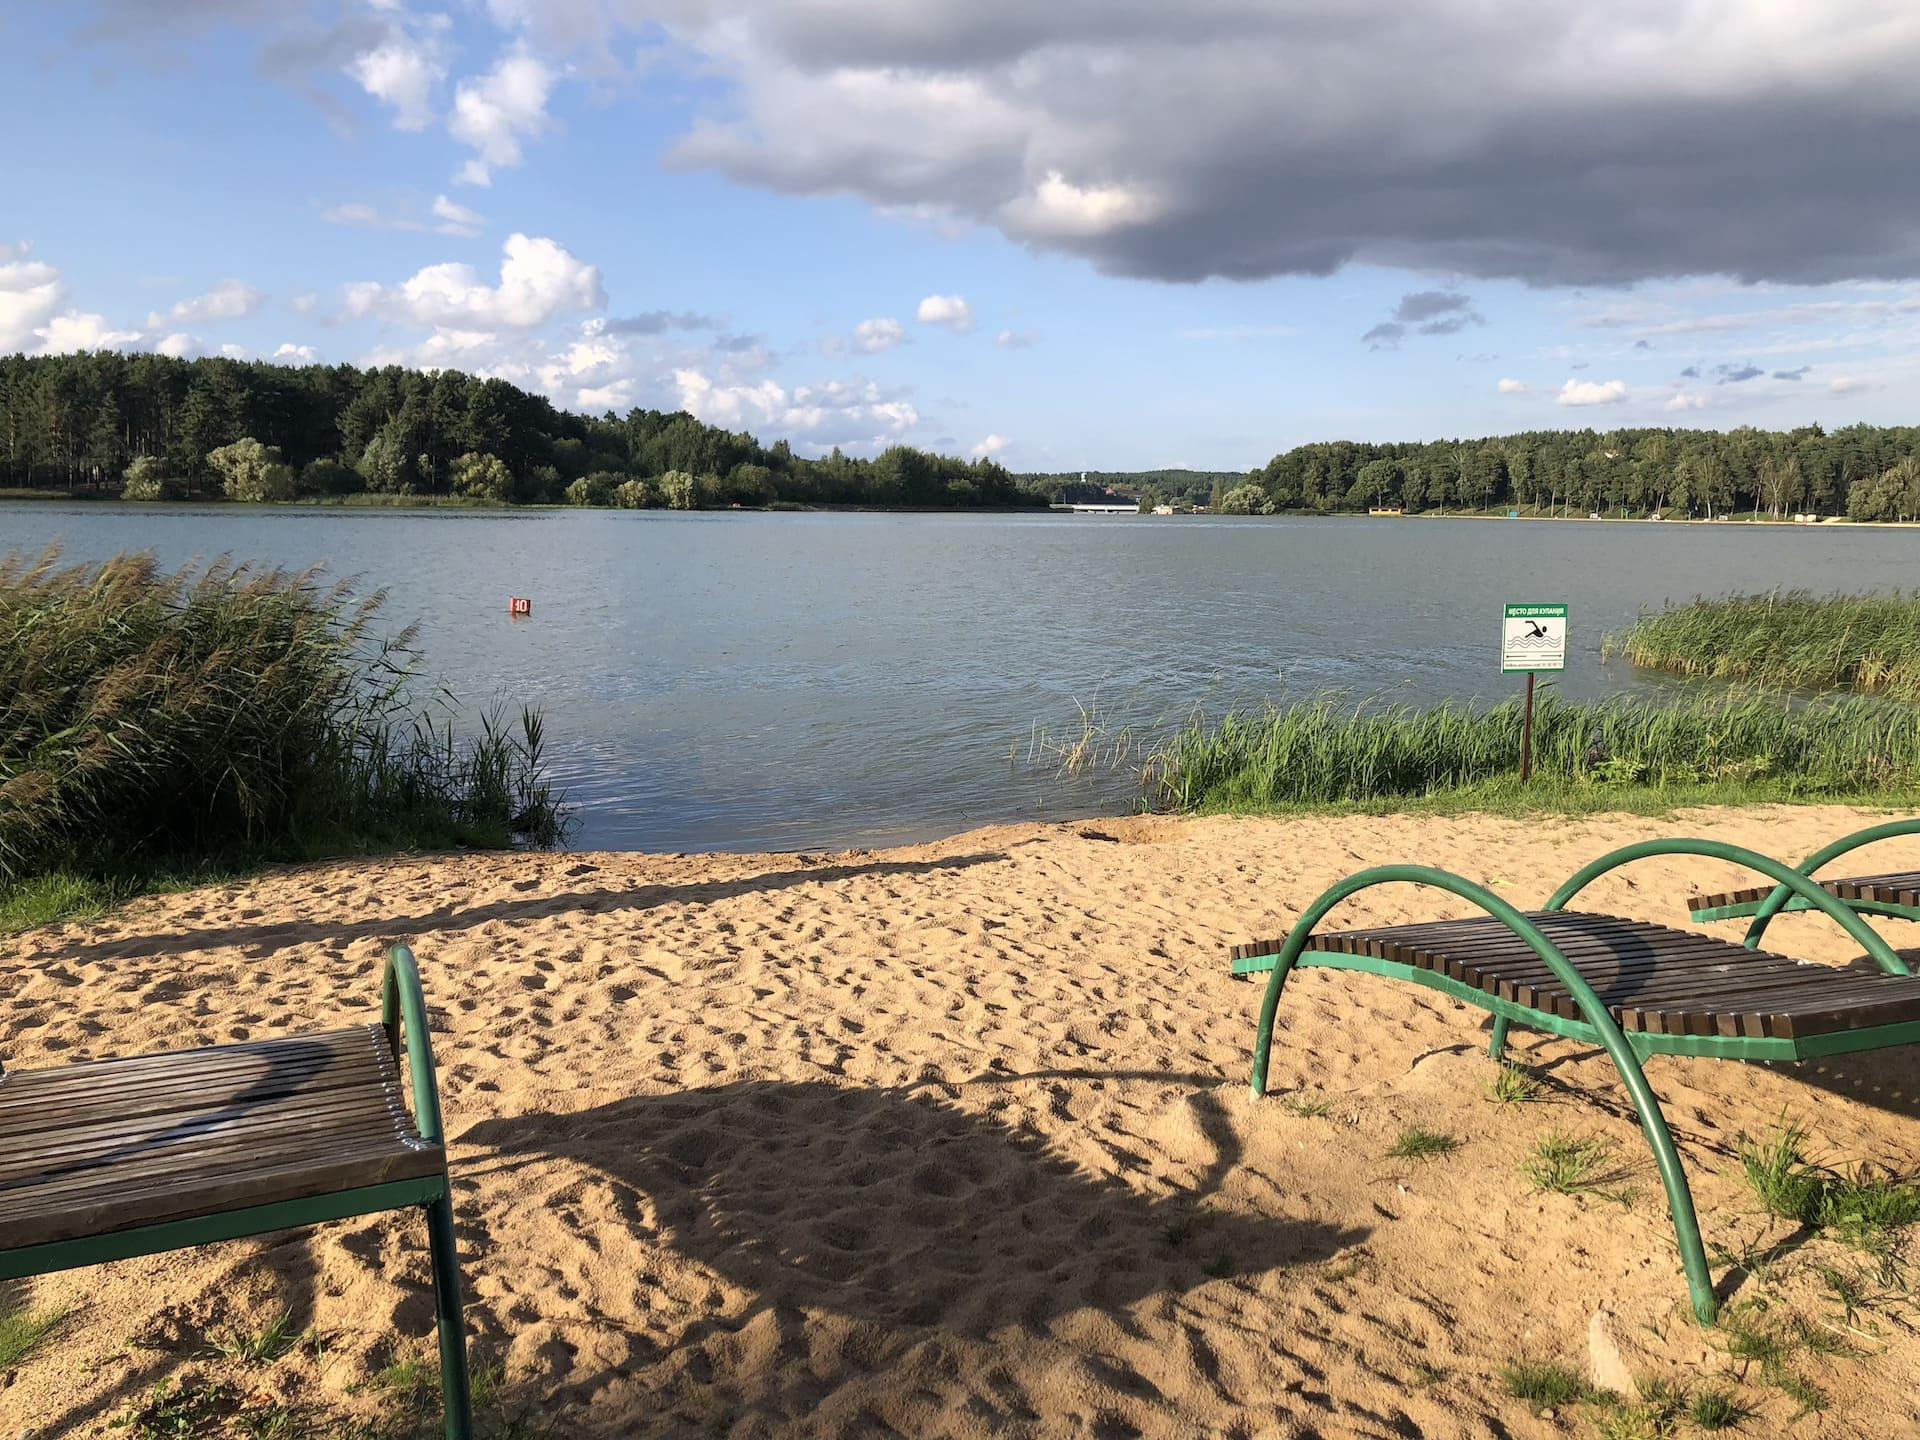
<box><xmin>1248</xmin><ymin>864</ymin><xmax>1719</xmax><ymax>1324</ymax></box>
<box><xmin>1545</xmin><ymin>836</ymin><xmax>1910</xmax><ymax>976</ymax></box>
<box><xmin>1739</xmin><ymin>817</ymin><xmax>1920</xmax><ymax>953</ymax></box>
<box><xmin>382</xmin><ymin>944</ymin><xmax>474</xmax><ymax>1440</ymax></box>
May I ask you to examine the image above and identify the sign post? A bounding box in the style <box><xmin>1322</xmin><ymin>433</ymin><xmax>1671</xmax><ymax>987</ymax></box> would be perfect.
<box><xmin>1500</xmin><ymin>603</ymin><xmax>1567</xmax><ymax>784</ymax></box>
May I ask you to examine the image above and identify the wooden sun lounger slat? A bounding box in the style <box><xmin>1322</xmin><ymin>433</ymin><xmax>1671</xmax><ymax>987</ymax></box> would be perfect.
<box><xmin>1689</xmin><ymin>869</ymin><xmax>1920</xmax><ymax>913</ymax></box>
<box><xmin>1239</xmin><ymin>910</ymin><xmax>1920</xmax><ymax>1039</ymax></box>
<box><xmin>0</xmin><ymin>1024</ymin><xmax>444</xmax><ymax>1252</ymax></box>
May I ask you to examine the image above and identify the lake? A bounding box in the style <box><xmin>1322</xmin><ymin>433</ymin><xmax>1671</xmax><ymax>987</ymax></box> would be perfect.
<box><xmin>5</xmin><ymin>505</ymin><xmax>1912</xmax><ymax>852</ymax></box>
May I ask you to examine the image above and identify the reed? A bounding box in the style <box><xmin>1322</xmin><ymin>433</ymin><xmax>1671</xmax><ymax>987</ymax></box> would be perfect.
<box><xmin>1144</xmin><ymin>688</ymin><xmax>1920</xmax><ymax>813</ymax></box>
<box><xmin>0</xmin><ymin>548</ymin><xmax>567</xmax><ymax>893</ymax></box>
<box><xmin>1605</xmin><ymin>591</ymin><xmax>1920</xmax><ymax>698</ymax></box>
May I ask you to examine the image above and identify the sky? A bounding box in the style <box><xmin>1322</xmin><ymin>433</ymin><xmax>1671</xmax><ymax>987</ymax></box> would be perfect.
<box><xmin>4</xmin><ymin>2</ymin><xmax>1920</xmax><ymax>473</ymax></box>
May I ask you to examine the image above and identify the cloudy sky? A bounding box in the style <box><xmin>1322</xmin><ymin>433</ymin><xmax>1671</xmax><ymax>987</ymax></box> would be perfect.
<box><xmin>6</xmin><ymin>2</ymin><xmax>1920</xmax><ymax>470</ymax></box>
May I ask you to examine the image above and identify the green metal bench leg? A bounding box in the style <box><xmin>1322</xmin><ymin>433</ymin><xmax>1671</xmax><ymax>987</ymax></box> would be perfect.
<box><xmin>1489</xmin><ymin>1016</ymin><xmax>1510</xmax><ymax>1059</ymax></box>
<box><xmin>427</xmin><ymin>1194</ymin><xmax>474</xmax><ymax>1440</ymax></box>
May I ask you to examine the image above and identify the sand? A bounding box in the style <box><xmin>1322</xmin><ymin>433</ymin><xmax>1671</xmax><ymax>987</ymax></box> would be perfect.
<box><xmin>4</xmin><ymin>804</ymin><xmax>1920</xmax><ymax>1438</ymax></box>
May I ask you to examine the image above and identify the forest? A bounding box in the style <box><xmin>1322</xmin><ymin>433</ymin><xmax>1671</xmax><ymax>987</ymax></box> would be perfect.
<box><xmin>1224</xmin><ymin>425</ymin><xmax>1920</xmax><ymax>521</ymax></box>
<box><xmin>5</xmin><ymin>350</ymin><xmax>1920</xmax><ymax>521</ymax></box>
<box><xmin>0</xmin><ymin>351</ymin><xmax>1040</xmax><ymax>510</ymax></box>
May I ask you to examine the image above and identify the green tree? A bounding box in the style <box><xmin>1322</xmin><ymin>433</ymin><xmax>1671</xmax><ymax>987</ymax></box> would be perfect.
<box><xmin>121</xmin><ymin>454</ymin><xmax>179</xmax><ymax>501</ymax></box>
<box><xmin>450</xmin><ymin>451</ymin><xmax>514</xmax><ymax>501</ymax></box>
<box><xmin>207</xmin><ymin>437</ymin><xmax>296</xmax><ymax>502</ymax></box>
<box><xmin>659</xmin><ymin>469</ymin><xmax>697</xmax><ymax>509</ymax></box>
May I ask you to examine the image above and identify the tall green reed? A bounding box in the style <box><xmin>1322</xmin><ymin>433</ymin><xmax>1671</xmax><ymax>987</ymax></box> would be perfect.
<box><xmin>1144</xmin><ymin>688</ymin><xmax>1920</xmax><ymax>812</ymax></box>
<box><xmin>0</xmin><ymin>548</ymin><xmax>567</xmax><ymax>886</ymax></box>
<box><xmin>1605</xmin><ymin>591</ymin><xmax>1920</xmax><ymax>698</ymax></box>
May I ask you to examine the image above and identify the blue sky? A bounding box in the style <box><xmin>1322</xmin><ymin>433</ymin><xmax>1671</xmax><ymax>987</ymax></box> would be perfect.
<box><xmin>5</xmin><ymin>3</ymin><xmax>1919</xmax><ymax>471</ymax></box>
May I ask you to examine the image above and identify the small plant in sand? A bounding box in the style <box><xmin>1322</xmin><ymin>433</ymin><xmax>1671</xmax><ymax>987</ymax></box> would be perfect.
<box><xmin>1387</xmin><ymin>1125</ymin><xmax>1460</xmax><ymax>1160</ymax></box>
<box><xmin>1687</xmin><ymin>1386</ymin><xmax>1747</xmax><ymax>1431</ymax></box>
<box><xmin>0</xmin><ymin>1295</ymin><xmax>67</xmax><ymax>1368</ymax></box>
<box><xmin>1485</xmin><ymin>1063</ymin><xmax>1543</xmax><ymax>1105</ymax></box>
<box><xmin>1716</xmin><ymin>1303</ymin><xmax>1833</xmax><ymax>1419</ymax></box>
<box><xmin>209</xmin><ymin>1307</ymin><xmax>302</xmax><ymax>1365</ymax></box>
<box><xmin>1520</xmin><ymin>1130</ymin><xmax>1632</xmax><ymax>1201</ymax></box>
<box><xmin>1281</xmin><ymin>1092</ymin><xmax>1334</xmax><ymax>1118</ymax></box>
<box><xmin>1737</xmin><ymin>1117</ymin><xmax>1920</xmax><ymax>1264</ymax></box>
<box><xmin>1497</xmin><ymin>1357</ymin><xmax>1594</xmax><ymax>1407</ymax></box>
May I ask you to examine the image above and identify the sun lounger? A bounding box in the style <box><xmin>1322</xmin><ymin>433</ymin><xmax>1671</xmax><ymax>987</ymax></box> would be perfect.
<box><xmin>1687</xmin><ymin>818</ymin><xmax>1920</xmax><ymax>943</ymax></box>
<box><xmin>0</xmin><ymin>945</ymin><xmax>472</xmax><ymax>1440</ymax></box>
<box><xmin>1231</xmin><ymin>839</ymin><xmax>1920</xmax><ymax>1324</ymax></box>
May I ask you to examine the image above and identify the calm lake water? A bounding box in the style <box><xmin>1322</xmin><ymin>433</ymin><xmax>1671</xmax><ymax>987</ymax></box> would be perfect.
<box><xmin>5</xmin><ymin>505</ymin><xmax>1912</xmax><ymax>852</ymax></box>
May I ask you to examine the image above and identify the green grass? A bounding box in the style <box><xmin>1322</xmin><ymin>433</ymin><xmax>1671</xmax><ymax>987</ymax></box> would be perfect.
<box><xmin>1497</xmin><ymin>1357</ymin><xmax>1595</xmax><ymax>1406</ymax></box>
<box><xmin>1606</xmin><ymin>591</ymin><xmax>1920</xmax><ymax>698</ymax></box>
<box><xmin>1687</xmin><ymin>1386</ymin><xmax>1747</xmax><ymax>1431</ymax></box>
<box><xmin>1280</xmin><ymin>1093</ymin><xmax>1335</xmax><ymax>1118</ymax></box>
<box><xmin>1485</xmin><ymin>1063</ymin><xmax>1543</xmax><ymax>1105</ymax></box>
<box><xmin>1387</xmin><ymin>1125</ymin><xmax>1460</xmax><ymax>1160</ymax></box>
<box><xmin>0</xmin><ymin>1295</ymin><xmax>67</xmax><ymax>1367</ymax></box>
<box><xmin>1520</xmin><ymin>1131</ymin><xmax>1633</xmax><ymax>1201</ymax></box>
<box><xmin>210</xmin><ymin>1308</ymin><xmax>302</xmax><ymax>1365</ymax></box>
<box><xmin>1736</xmin><ymin>1119</ymin><xmax>1920</xmax><ymax>1258</ymax></box>
<box><xmin>1</xmin><ymin>549</ymin><xmax>568</xmax><ymax>923</ymax></box>
<box><xmin>1141</xmin><ymin>687</ymin><xmax>1920</xmax><ymax>815</ymax></box>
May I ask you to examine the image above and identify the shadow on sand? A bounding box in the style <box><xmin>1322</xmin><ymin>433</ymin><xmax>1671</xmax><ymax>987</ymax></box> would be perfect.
<box><xmin>445</xmin><ymin>1071</ymin><xmax>1367</xmax><ymax>1432</ymax></box>
<box><xmin>52</xmin><ymin>851</ymin><xmax>1007</xmax><ymax>965</ymax></box>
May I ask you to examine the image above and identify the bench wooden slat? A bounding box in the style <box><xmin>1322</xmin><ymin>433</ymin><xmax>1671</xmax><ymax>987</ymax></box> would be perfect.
<box><xmin>0</xmin><ymin>1025</ymin><xmax>443</xmax><ymax>1253</ymax></box>
<box><xmin>1689</xmin><ymin>869</ymin><xmax>1920</xmax><ymax>913</ymax></box>
<box><xmin>1247</xmin><ymin>909</ymin><xmax>1920</xmax><ymax>1039</ymax></box>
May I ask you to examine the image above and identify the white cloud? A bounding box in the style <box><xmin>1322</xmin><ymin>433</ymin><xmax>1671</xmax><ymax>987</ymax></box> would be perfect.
<box><xmin>450</xmin><ymin>48</ymin><xmax>554</xmax><ymax>180</ymax></box>
<box><xmin>218</xmin><ymin>343</ymin><xmax>250</xmax><ymax>359</ymax></box>
<box><xmin>432</xmin><ymin>194</ymin><xmax>485</xmax><ymax>237</ymax></box>
<box><xmin>1664</xmin><ymin>391</ymin><xmax>1706</xmax><ymax>411</ymax></box>
<box><xmin>0</xmin><ymin>256</ymin><xmax>64</xmax><ymax>351</ymax></box>
<box><xmin>349</xmin><ymin>35</ymin><xmax>443</xmax><ymax>131</ymax></box>
<box><xmin>1497</xmin><ymin>377</ymin><xmax>1530</xmax><ymax>394</ymax></box>
<box><xmin>149</xmin><ymin>279</ymin><xmax>262</xmax><ymax>328</ymax></box>
<box><xmin>1829</xmin><ymin>375</ymin><xmax>1870</xmax><ymax>394</ymax></box>
<box><xmin>851</xmin><ymin>316</ymin><xmax>905</xmax><ymax>353</ymax></box>
<box><xmin>274</xmin><ymin>342</ymin><xmax>319</xmax><ymax>363</ymax></box>
<box><xmin>675</xmin><ymin>368</ymin><xmax>920</xmax><ymax>448</ymax></box>
<box><xmin>290</xmin><ymin>292</ymin><xmax>320</xmax><ymax>315</ymax></box>
<box><xmin>36</xmin><ymin>312</ymin><xmax>144</xmax><ymax>352</ymax></box>
<box><xmin>352</xmin><ymin>233</ymin><xmax>604</xmax><ymax>330</ymax></box>
<box><xmin>322</xmin><ymin>201</ymin><xmax>384</xmax><ymax>228</ymax></box>
<box><xmin>915</xmin><ymin>293</ymin><xmax>974</xmax><ymax>333</ymax></box>
<box><xmin>1002</xmin><ymin>171</ymin><xmax>1164</xmax><ymax>240</ymax></box>
<box><xmin>455</xmin><ymin>159</ymin><xmax>494</xmax><ymax>188</ymax></box>
<box><xmin>970</xmin><ymin>433</ymin><xmax>1010</xmax><ymax>458</ymax></box>
<box><xmin>155</xmin><ymin>333</ymin><xmax>203</xmax><ymax>358</ymax></box>
<box><xmin>1556</xmin><ymin>377</ymin><xmax>1629</xmax><ymax>406</ymax></box>
<box><xmin>994</xmin><ymin>328</ymin><xmax>1038</xmax><ymax>349</ymax></box>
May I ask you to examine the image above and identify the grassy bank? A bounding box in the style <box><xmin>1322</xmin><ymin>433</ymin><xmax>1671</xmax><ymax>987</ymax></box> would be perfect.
<box><xmin>1145</xmin><ymin>689</ymin><xmax>1920</xmax><ymax>815</ymax></box>
<box><xmin>1607</xmin><ymin>591</ymin><xmax>1920</xmax><ymax>699</ymax></box>
<box><xmin>1</xmin><ymin>549</ymin><xmax>567</xmax><ymax>931</ymax></box>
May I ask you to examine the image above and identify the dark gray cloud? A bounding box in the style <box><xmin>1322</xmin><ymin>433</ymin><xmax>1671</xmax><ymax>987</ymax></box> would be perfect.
<box><xmin>1679</xmin><ymin>365</ymin><xmax>1700</xmax><ymax>378</ymax></box>
<box><xmin>657</xmin><ymin>3</ymin><xmax>1920</xmax><ymax>286</ymax></box>
<box><xmin>1363</xmin><ymin>290</ymin><xmax>1482</xmax><ymax>346</ymax></box>
<box><xmin>1715</xmin><ymin>363</ymin><xmax>1765</xmax><ymax>383</ymax></box>
<box><xmin>1633</xmin><ymin>338</ymin><xmax>1651</xmax><ymax>350</ymax></box>
<box><xmin>1773</xmin><ymin>364</ymin><xmax>1811</xmax><ymax>380</ymax></box>
<box><xmin>604</xmin><ymin>310</ymin><xmax>726</xmax><ymax>335</ymax></box>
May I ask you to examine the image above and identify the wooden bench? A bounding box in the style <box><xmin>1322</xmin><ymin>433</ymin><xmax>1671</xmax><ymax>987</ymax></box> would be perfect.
<box><xmin>1234</xmin><ymin>838</ymin><xmax>1920</xmax><ymax>1325</ymax></box>
<box><xmin>0</xmin><ymin>945</ymin><xmax>472</xmax><ymax>1440</ymax></box>
<box><xmin>1687</xmin><ymin>818</ymin><xmax>1920</xmax><ymax>933</ymax></box>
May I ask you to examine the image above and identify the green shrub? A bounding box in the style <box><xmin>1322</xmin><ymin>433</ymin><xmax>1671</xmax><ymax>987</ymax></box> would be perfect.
<box><xmin>0</xmin><ymin>549</ymin><xmax>566</xmax><ymax>889</ymax></box>
<box><xmin>613</xmin><ymin>476</ymin><xmax>657</xmax><ymax>509</ymax></box>
<box><xmin>208</xmin><ymin>437</ymin><xmax>297</xmax><ymax>503</ymax></box>
<box><xmin>121</xmin><ymin>455</ymin><xmax>179</xmax><ymax>501</ymax></box>
<box><xmin>660</xmin><ymin>469</ymin><xmax>697</xmax><ymax>509</ymax></box>
<box><xmin>451</xmin><ymin>451</ymin><xmax>514</xmax><ymax>502</ymax></box>
<box><xmin>566</xmin><ymin>472</ymin><xmax>620</xmax><ymax>507</ymax></box>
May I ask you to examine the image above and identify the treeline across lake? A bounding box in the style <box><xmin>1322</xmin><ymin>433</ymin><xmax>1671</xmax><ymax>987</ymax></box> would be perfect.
<box><xmin>1241</xmin><ymin>425</ymin><xmax>1920</xmax><ymax>521</ymax></box>
<box><xmin>0</xmin><ymin>351</ymin><xmax>1040</xmax><ymax>510</ymax></box>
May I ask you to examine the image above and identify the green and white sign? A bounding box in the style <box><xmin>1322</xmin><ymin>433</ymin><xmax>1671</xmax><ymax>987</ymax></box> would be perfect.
<box><xmin>1501</xmin><ymin>603</ymin><xmax>1568</xmax><ymax>673</ymax></box>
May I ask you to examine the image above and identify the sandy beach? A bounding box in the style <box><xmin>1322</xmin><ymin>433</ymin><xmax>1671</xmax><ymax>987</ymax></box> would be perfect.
<box><xmin>4</xmin><ymin>805</ymin><xmax>1920</xmax><ymax>1437</ymax></box>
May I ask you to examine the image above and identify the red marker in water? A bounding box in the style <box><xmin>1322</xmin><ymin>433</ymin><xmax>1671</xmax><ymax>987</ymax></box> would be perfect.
<box><xmin>509</xmin><ymin>597</ymin><xmax>531</xmax><ymax>617</ymax></box>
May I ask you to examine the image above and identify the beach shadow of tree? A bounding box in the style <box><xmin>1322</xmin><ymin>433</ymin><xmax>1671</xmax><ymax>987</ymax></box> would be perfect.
<box><xmin>457</xmin><ymin>1074</ymin><xmax>1366</xmax><ymax>1432</ymax></box>
<box><xmin>52</xmin><ymin>851</ymin><xmax>1008</xmax><ymax>965</ymax></box>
